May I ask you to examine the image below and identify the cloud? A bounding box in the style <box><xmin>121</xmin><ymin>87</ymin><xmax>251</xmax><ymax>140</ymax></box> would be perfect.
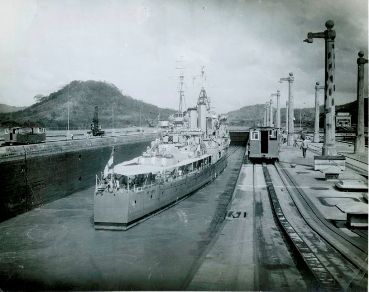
<box><xmin>0</xmin><ymin>0</ymin><xmax>367</xmax><ymax>113</ymax></box>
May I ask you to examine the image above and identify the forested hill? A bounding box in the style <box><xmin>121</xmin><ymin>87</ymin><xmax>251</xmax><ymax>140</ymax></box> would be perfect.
<box><xmin>227</xmin><ymin>98</ymin><xmax>368</xmax><ymax>127</ymax></box>
<box><xmin>0</xmin><ymin>104</ymin><xmax>25</xmax><ymax>113</ymax></box>
<box><xmin>0</xmin><ymin>80</ymin><xmax>175</xmax><ymax>129</ymax></box>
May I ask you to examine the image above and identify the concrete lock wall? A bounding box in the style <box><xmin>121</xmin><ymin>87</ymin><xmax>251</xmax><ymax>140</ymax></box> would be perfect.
<box><xmin>0</xmin><ymin>134</ymin><xmax>156</xmax><ymax>222</ymax></box>
<box><xmin>229</xmin><ymin>131</ymin><xmax>249</xmax><ymax>146</ymax></box>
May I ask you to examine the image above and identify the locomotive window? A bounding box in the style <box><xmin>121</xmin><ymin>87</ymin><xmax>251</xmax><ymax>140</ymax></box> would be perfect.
<box><xmin>251</xmin><ymin>131</ymin><xmax>260</xmax><ymax>140</ymax></box>
<box><xmin>269</xmin><ymin>129</ymin><xmax>277</xmax><ymax>140</ymax></box>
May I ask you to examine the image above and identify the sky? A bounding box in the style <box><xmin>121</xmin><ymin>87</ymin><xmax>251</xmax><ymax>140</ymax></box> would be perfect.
<box><xmin>0</xmin><ymin>0</ymin><xmax>367</xmax><ymax>113</ymax></box>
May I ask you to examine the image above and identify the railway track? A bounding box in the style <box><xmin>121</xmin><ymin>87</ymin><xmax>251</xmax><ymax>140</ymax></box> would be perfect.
<box><xmin>260</xmin><ymin>162</ymin><xmax>367</xmax><ymax>290</ymax></box>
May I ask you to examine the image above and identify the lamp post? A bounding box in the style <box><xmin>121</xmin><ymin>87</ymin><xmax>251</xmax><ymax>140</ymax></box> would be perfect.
<box><xmin>355</xmin><ymin>51</ymin><xmax>368</xmax><ymax>154</ymax></box>
<box><xmin>265</xmin><ymin>102</ymin><xmax>270</xmax><ymax>126</ymax></box>
<box><xmin>263</xmin><ymin>103</ymin><xmax>268</xmax><ymax>126</ymax></box>
<box><xmin>67</xmin><ymin>86</ymin><xmax>70</xmax><ymax>140</ymax></box>
<box><xmin>269</xmin><ymin>98</ymin><xmax>273</xmax><ymax>127</ymax></box>
<box><xmin>314</xmin><ymin>82</ymin><xmax>325</xmax><ymax>143</ymax></box>
<box><xmin>285</xmin><ymin>100</ymin><xmax>289</xmax><ymax>133</ymax></box>
<box><xmin>271</xmin><ymin>90</ymin><xmax>280</xmax><ymax>130</ymax></box>
<box><xmin>299</xmin><ymin>102</ymin><xmax>306</xmax><ymax>131</ymax></box>
<box><xmin>304</xmin><ymin>20</ymin><xmax>337</xmax><ymax>156</ymax></box>
<box><xmin>280</xmin><ymin>73</ymin><xmax>294</xmax><ymax>146</ymax></box>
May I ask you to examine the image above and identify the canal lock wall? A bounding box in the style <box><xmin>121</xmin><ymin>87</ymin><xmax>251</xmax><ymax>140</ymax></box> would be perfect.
<box><xmin>0</xmin><ymin>134</ymin><xmax>156</xmax><ymax>222</ymax></box>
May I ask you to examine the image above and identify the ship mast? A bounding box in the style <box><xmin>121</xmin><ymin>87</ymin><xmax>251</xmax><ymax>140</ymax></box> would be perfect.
<box><xmin>67</xmin><ymin>85</ymin><xmax>70</xmax><ymax>140</ymax></box>
<box><xmin>178</xmin><ymin>72</ymin><xmax>185</xmax><ymax>114</ymax></box>
<box><xmin>197</xmin><ymin>66</ymin><xmax>210</xmax><ymax>111</ymax></box>
<box><xmin>201</xmin><ymin>66</ymin><xmax>206</xmax><ymax>89</ymax></box>
<box><xmin>176</xmin><ymin>59</ymin><xmax>186</xmax><ymax>115</ymax></box>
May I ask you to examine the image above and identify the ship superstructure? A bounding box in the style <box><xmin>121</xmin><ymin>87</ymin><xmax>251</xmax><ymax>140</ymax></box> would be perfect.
<box><xmin>94</xmin><ymin>70</ymin><xmax>230</xmax><ymax>230</ymax></box>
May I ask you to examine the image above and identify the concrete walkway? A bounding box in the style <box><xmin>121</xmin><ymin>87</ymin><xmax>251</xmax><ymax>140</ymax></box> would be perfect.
<box><xmin>308</xmin><ymin>141</ymin><xmax>368</xmax><ymax>166</ymax></box>
<box><xmin>188</xmin><ymin>164</ymin><xmax>307</xmax><ymax>290</ymax></box>
<box><xmin>278</xmin><ymin>144</ymin><xmax>368</xmax><ymax>224</ymax></box>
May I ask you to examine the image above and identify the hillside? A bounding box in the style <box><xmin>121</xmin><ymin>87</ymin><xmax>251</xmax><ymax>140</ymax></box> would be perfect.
<box><xmin>0</xmin><ymin>104</ymin><xmax>25</xmax><ymax>113</ymax></box>
<box><xmin>227</xmin><ymin>104</ymin><xmax>266</xmax><ymax>127</ymax></box>
<box><xmin>0</xmin><ymin>81</ymin><xmax>175</xmax><ymax>129</ymax></box>
<box><xmin>228</xmin><ymin>98</ymin><xmax>368</xmax><ymax>128</ymax></box>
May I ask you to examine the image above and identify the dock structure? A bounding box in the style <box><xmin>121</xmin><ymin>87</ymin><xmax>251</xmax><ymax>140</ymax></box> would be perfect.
<box><xmin>228</xmin><ymin>127</ymin><xmax>249</xmax><ymax>146</ymax></box>
<box><xmin>0</xmin><ymin>131</ymin><xmax>158</xmax><ymax>221</ymax></box>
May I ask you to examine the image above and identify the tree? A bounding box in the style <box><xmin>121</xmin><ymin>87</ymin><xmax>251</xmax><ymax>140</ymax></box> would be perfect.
<box><xmin>34</xmin><ymin>94</ymin><xmax>45</xmax><ymax>103</ymax></box>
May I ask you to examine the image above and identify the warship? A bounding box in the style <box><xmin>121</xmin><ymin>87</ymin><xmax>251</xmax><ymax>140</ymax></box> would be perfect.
<box><xmin>94</xmin><ymin>70</ymin><xmax>230</xmax><ymax>230</ymax></box>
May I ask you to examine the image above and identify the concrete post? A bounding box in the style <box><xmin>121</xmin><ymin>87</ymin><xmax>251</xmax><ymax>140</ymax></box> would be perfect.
<box><xmin>280</xmin><ymin>73</ymin><xmax>294</xmax><ymax>146</ymax></box>
<box><xmin>314</xmin><ymin>82</ymin><xmax>325</xmax><ymax>143</ymax></box>
<box><xmin>355</xmin><ymin>51</ymin><xmax>368</xmax><ymax>154</ymax></box>
<box><xmin>271</xmin><ymin>90</ymin><xmax>281</xmax><ymax>129</ymax></box>
<box><xmin>304</xmin><ymin>20</ymin><xmax>337</xmax><ymax>156</ymax></box>
<box><xmin>276</xmin><ymin>90</ymin><xmax>280</xmax><ymax>129</ymax></box>
<box><xmin>285</xmin><ymin>100</ymin><xmax>289</xmax><ymax>133</ymax></box>
<box><xmin>269</xmin><ymin>99</ymin><xmax>273</xmax><ymax>127</ymax></box>
<box><xmin>264</xmin><ymin>102</ymin><xmax>268</xmax><ymax>126</ymax></box>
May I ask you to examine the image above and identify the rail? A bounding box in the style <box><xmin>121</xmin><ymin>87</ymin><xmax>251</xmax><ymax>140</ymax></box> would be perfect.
<box><xmin>262</xmin><ymin>164</ymin><xmax>340</xmax><ymax>290</ymax></box>
<box><xmin>262</xmin><ymin>161</ymin><xmax>368</xmax><ymax>289</ymax></box>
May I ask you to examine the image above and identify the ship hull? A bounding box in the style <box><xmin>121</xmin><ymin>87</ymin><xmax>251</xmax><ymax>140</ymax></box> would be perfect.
<box><xmin>94</xmin><ymin>153</ymin><xmax>228</xmax><ymax>230</ymax></box>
